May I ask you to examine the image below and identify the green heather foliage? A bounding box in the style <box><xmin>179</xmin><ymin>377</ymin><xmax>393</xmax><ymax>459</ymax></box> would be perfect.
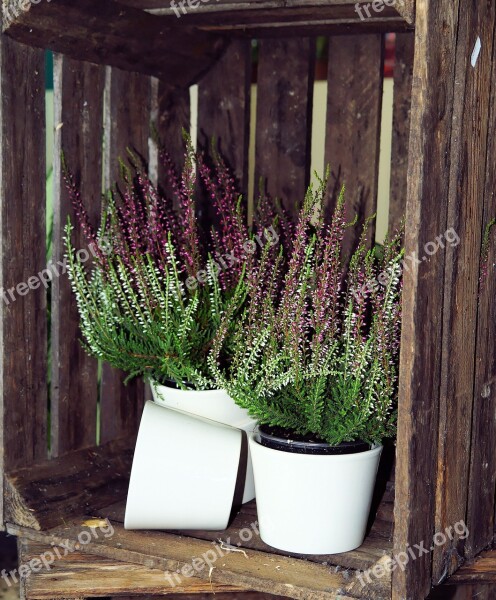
<box><xmin>65</xmin><ymin>140</ymin><xmax>287</xmax><ymax>390</ymax></box>
<box><xmin>209</xmin><ymin>175</ymin><xmax>404</xmax><ymax>445</ymax></box>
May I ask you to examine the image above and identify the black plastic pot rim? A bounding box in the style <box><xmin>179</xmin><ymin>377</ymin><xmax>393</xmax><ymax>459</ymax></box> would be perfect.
<box><xmin>256</xmin><ymin>424</ymin><xmax>372</xmax><ymax>456</ymax></box>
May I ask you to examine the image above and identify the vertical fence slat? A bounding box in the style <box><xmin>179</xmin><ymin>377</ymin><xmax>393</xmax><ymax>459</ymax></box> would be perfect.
<box><xmin>433</xmin><ymin>0</ymin><xmax>496</xmax><ymax>584</ymax></box>
<box><xmin>325</xmin><ymin>34</ymin><xmax>384</xmax><ymax>254</ymax></box>
<box><xmin>458</xmin><ymin>0</ymin><xmax>496</xmax><ymax>564</ymax></box>
<box><xmin>388</xmin><ymin>32</ymin><xmax>414</xmax><ymax>234</ymax></box>
<box><xmin>0</xmin><ymin>37</ymin><xmax>47</xmax><ymax>524</ymax></box>
<box><xmin>197</xmin><ymin>39</ymin><xmax>251</xmax><ymax>195</ymax></box>
<box><xmin>51</xmin><ymin>55</ymin><xmax>104</xmax><ymax>457</ymax></box>
<box><xmin>466</xmin><ymin>21</ymin><xmax>496</xmax><ymax>555</ymax></box>
<box><xmin>197</xmin><ymin>39</ymin><xmax>251</xmax><ymax>215</ymax></box>
<box><xmin>155</xmin><ymin>81</ymin><xmax>190</xmax><ymax>177</ymax></box>
<box><xmin>100</xmin><ymin>68</ymin><xmax>151</xmax><ymax>443</ymax></box>
<box><xmin>393</xmin><ymin>0</ymin><xmax>461</xmax><ymax>597</ymax></box>
<box><xmin>255</xmin><ymin>38</ymin><xmax>315</xmax><ymax>218</ymax></box>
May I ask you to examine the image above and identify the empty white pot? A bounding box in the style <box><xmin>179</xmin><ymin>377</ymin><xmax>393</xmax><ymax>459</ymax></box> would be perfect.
<box><xmin>151</xmin><ymin>381</ymin><xmax>256</xmax><ymax>503</ymax></box>
<box><xmin>125</xmin><ymin>401</ymin><xmax>242</xmax><ymax>530</ymax></box>
<box><xmin>249</xmin><ymin>435</ymin><xmax>382</xmax><ymax>554</ymax></box>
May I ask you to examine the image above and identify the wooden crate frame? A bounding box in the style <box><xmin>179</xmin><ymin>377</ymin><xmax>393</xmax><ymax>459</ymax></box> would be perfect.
<box><xmin>1</xmin><ymin>0</ymin><xmax>495</xmax><ymax>598</ymax></box>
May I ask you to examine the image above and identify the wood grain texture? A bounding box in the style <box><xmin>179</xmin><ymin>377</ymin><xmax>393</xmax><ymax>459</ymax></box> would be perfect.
<box><xmin>2</xmin><ymin>0</ymin><xmax>227</xmax><ymax>85</ymax></box>
<box><xmin>433</xmin><ymin>0</ymin><xmax>496</xmax><ymax>584</ymax></box>
<box><xmin>255</xmin><ymin>38</ymin><xmax>315</xmax><ymax>218</ymax></box>
<box><xmin>100</xmin><ymin>67</ymin><xmax>152</xmax><ymax>443</ymax></box>
<box><xmin>393</xmin><ymin>0</ymin><xmax>461</xmax><ymax>597</ymax></box>
<box><xmin>4</xmin><ymin>438</ymin><xmax>133</xmax><ymax>531</ymax></box>
<box><xmin>98</xmin><ymin>494</ymin><xmax>393</xmax><ymax>574</ymax></box>
<box><xmin>197</xmin><ymin>39</ymin><xmax>251</xmax><ymax>199</ymax></box>
<box><xmin>388</xmin><ymin>32</ymin><xmax>414</xmax><ymax>235</ymax></box>
<box><xmin>0</xmin><ymin>36</ymin><xmax>47</xmax><ymax>528</ymax></box>
<box><xmin>465</xmin><ymin>8</ymin><xmax>496</xmax><ymax>562</ymax></box>
<box><xmin>325</xmin><ymin>34</ymin><xmax>384</xmax><ymax>254</ymax></box>
<box><xmin>17</xmin><ymin>539</ymin><xmax>249</xmax><ymax>598</ymax></box>
<box><xmin>445</xmin><ymin>550</ymin><xmax>496</xmax><ymax>586</ymax></box>
<box><xmin>51</xmin><ymin>56</ymin><xmax>104</xmax><ymax>457</ymax></box>
<box><xmin>429</xmin><ymin>583</ymin><xmax>496</xmax><ymax>600</ymax></box>
<box><xmin>129</xmin><ymin>0</ymin><xmax>413</xmax><ymax>33</ymax></box>
<box><xmin>154</xmin><ymin>80</ymin><xmax>190</xmax><ymax>177</ymax></box>
<box><xmin>4</xmin><ymin>433</ymin><xmax>393</xmax><ymax>599</ymax></box>
<box><xmin>8</xmin><ymin>521</ymin><xmax>388</xmax><ymax>600</ymax></box>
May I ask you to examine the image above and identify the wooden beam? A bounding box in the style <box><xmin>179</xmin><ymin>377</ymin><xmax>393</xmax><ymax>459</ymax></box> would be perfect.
<box><xmin>393</xmin><ymin>0</ymin><xmax>461</xmax><ymax>597</ymax></box>
<box><xmin>8</xmin><ymin>521</ymin><xmax>390</xmax><ymax>600</ymax></box>
<box><xmin>18</xmin><ymin>539</ymin><xmax>249</xmax><ymax>598</ymax></box>
<box><xmin>325</xmin><ymin>33</ymin><xmax>384</xmax><ymax>255</ymax></box>
<box><xmin>465</xmin><ymin>5</ymin><xmax>496</xmax><ymax>560</ymax></box>
<box><xmin>0</xmin><ymin>36</ymin><xmax>48</xmax><ymax>528</ymax></box>
<box><xmin>445</xmin><ymin>551</ymin><xmax>496</xmax><ymax>586</ymax></box>
<box><xmin>100</xmin><ymin>67</ymin><xmax>152</xmax><ymax>443</ymax></box>
<box><xmin>433</xmin><ymin>0</ymin><xmax>496</xmax><ymax>583</ymax></box>
<box><xmin>51</xmin><ymin>56</ymin><xmax>104</xmax><ymax>457</ymax></box>
<box><xmin>2</xmin><ymin>0</ymin><xmax>227</xmax><ymax>86</ymax></box>
<box><xmin>4</xmin><ymin>438</ymin><xmax>134</xmax><ymax>531</ymax></box>
<box><xmin>388</xmin><ymin>32</ymin><xmax>414</xmax><ymax>235</ymax></box>
<box><xmin>138</xmin><ymin>0</ymin><xmax>414</xmax><ymax>30</ymax></box>
<box><xmin>255</xmin><ymin>38</ymin><xmax>315</xmax><ymax>218</ymax></box>
<box><xmin>197</xmin><ymin>39</ymin><xmax>251</xmax><ymax>200</ymax></box>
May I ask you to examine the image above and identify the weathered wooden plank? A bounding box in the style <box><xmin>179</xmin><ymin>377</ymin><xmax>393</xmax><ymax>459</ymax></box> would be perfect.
<box><xmin>100</xmin><ymin>68</ymin><xmax>152</xmax><ymax>443</ymax></box>
<box><xmin>135</xmin><ymin>0</ymin><xmax>414</xmax><ymax>31</ymax></box>
<box><xmin>433</xmin><ymin>0</ymin><xmax>496</xmax><ymax>584</ymax></box>
<box><xmin>51</xmin><ymin>56</ymin><xmax>104</xmax><ymax>457</ymax></box>
<box><xmin>325</xmin><ymin>34</ymin><xmax>384</xmax><ymax>255</ymax></box>
<box><xmin>4</xmin><ymin>438</ymin><xmax>133</xmax><ymax>531</ymax></box>
<box><xmin>8</xmin><ymin>521</ymin><xmax>387</xmax><ymax>600</ymax></box>
<box><xmin>392</xmin><ymin>0</ymin><xmax>461</xmax><ymax>597</ymax></box>
<box><xmin>255</xmin><ymin>38</ymin><xmax>315</xmax><ymax>218</ymax></box>
<box><xmin>153</xmin><ymin>80</ymin><xmax>190</xmax><ymax>177</ymax></box>
<box><xmin>388</xmin><ymin>32</ymin><xmax>414</xmax><ymax>235</ymax></box>
<box><xmin>98</xmin><ymin>498</ymin><xmax>392</xmax><ymax>573</ymax></box>
<box><xmin>430</xmin><ymin>583</ymin><xmax>496</xmax><ymax>600</ymax></box>
<box><xmin>0</xmin><ymin>36</ymin><xmax>47</xmax><ymax>528</ymax></box>
<box><xmin>2</xmin><ymin>0</ymin><xmax>227</xmax><ymax>86</ymax></box>
<box><xmin>394</xmin><ymin>0</ymin><xmax>415</xmax><ymax>25</ymax></box>
<box><xmin>17</xmin><ymin>540</ymin><xmax>248</xmax><ymax>598</ymax></box>
<box><xmin>197</xmin><ymin>39</ymin><xmax>251</xmax><ymax>199</ymax></box>
<box><xmin>445</xmin><ymin>550</ymin><xmax>496</xmax><ymax>586</ymax></box>
<box><xmin>465</xmin><ymin>11</ymin><xmax>496</xmax><ymax>561</ymax></box>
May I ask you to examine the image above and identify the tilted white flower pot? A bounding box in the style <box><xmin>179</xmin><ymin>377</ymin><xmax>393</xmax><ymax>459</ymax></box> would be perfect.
<box><xmin>125</xmin><ymin>401</ymin><xmax>242</xmax><ymax>530</ymax></box>
<box><xmin>151</xmin><ymin>381</ymin><xmax>256</xmax><ymax>503</ymax></box>
<box><xmin>249</xmin><ymin>435</ymin><xmax>383</xmax><ymax>554</ymax></box>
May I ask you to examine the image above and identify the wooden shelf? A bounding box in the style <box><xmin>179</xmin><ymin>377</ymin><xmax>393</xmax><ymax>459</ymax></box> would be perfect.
<box><xmin>5</xmin><ymin>440</ymin><xmax>394</xmax><ymax>600</ymax></box>
<box><xmin>17</xmin><ymin>539</ymin><xmax>255</xmax><ymax>598</ymax></box>
<box><xmin>2</xmin><ymin>0</ymin><xmax>414</xmax><ymax>85</ymax></box>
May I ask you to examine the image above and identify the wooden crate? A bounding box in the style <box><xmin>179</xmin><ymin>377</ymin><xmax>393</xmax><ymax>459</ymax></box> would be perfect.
<box><xmin>1</xmin><ymin>1</ymin><xmax>495</xmax><ymax>599</ymax></box>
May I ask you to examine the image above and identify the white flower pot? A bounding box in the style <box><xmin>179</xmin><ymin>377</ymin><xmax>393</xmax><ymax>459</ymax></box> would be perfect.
<box><xmin>151</xmin><ymin>381</ymin><xmax>256</xmax><ymax>503</ymax></box>
<box><xmin>249</xmin><ymin>435</ymin><xmax>383</xmax><ymax>554</ymax></box>
<box><xmin>125</xmin><ymin>401</ymin><xmax>242</xmax><ymax>530</ymax></box>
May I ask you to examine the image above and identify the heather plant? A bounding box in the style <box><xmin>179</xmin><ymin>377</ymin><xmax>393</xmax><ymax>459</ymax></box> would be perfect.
<box><xmin>65</xmin><ymin>138</ymin><xmax>285</xmax><ymax>390</ymax></box>
<box><xmin>209</xmin><ymin>175</ymin><xmax>404</xmax><ymax>445</ymax></box>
